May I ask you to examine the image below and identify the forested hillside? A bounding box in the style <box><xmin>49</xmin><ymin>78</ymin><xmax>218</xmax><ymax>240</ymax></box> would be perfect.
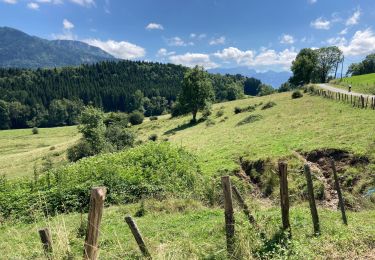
<box><xmin>0</xmin><ymin>60</ymin><xmax>264</xmax><ymax>129</ymax></box>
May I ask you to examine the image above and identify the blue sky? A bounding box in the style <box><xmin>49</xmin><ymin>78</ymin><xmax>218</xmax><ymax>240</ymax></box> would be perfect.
<box><xmin>1</xmin><ymin>0</ymin><xmax>375</xmax><ymax>72</ymax></box>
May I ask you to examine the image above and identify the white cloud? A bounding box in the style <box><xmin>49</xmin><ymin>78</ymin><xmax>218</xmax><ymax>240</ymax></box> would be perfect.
<box><xmin>52</xmin><ymin>31</ymin><xmax>77</xmax><ymax>40</ymax></box>
<box><xmin>2</xmin><ymin>0</ymin><xmax>17</xmax><ymax>3</ymax></box>
<box><xmin>214</xmin><ymin>47</ymin><xmax>297</xmax><ymax>71</ymax></box>
<box><xmin>27</xmin><ymin>2</ymin><xmax>39</xmax><ymax>9</ymax></box>
<box><xmin>190</xmin><ymin>33</ymin><xmax>196</xmax><ymax>38</ymax></box>
<box><xmin>156</xmin><ymin>48</ymin><xmax>175</xmax><ymax>57</ymax></box>
<box><xmin>214</xmin><ymin>47</ymin><xmax>254</xmax><ymax>64</ymax></box>
<box><xmin>83</xmin><ymin>39</ymin><xmax>146</xmax><ymax>59</ymax></box>
<box><xmin>167</xmin><ymin>36</ymin><xmax>193</xmax><ymax>47</ymax></box>
<box><xmin>280</xmin><ymin>34</ymin><xmax>295</xmax><ymax>44</ymax></box>
<box><xmin>310</xmin><ymin>17</ymin><xmax>331</xmax><ymax>30</ymax></box>
<box><xmin>346</xmin><ymin>9</ymin><xmax>361</xmax><ymax>26</ymax></box>
<box><xmin>339</xmin><ymin>28</ymin><xmax>348</xmax><ymax>35</ymax></box>
<box><xmin>68</xmin><ymin>0</ymin><xmax>95</xmax><ymax>7</ymax></box>
<box><xmin>145</xmin><ymin>23</ymin><xmax>164</xmax><ymax>30</ymax></box>
<box><xmin>209</xmin><ymin>36</ymin><xmax>226</xmax><ymax>45</ymax></box>
<box><xmin>169</xmin><ymin>53</ymin><xmax>218</xmax><ymax>69</ymax></box>
<box><xmin>308</xmin><ymin>0</ymin><xmax>317</xmax><ymax>4</ymax></box>
<box><xmin>326</xmin><ymin>37</ymin><xmax>347</xmax><ymax>46</ymax></box>
<box><xmin>338</xmin><ymin>28</ymin><xmax>375</xmax><ymax>56</ymax></box>
<box><xmin>63</xmin><ymin>19</ymin><xmax>74</xmax><ymax>30</ymax></box>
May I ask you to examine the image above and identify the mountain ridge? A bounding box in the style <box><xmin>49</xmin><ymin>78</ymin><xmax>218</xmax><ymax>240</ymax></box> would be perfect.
<box><xmin>0</xmin><ymin>26</ymin><xmax>117</xmax><ymax>68</ymax></box>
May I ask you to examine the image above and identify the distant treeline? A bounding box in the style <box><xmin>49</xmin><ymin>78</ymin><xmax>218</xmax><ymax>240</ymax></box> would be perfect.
<box><xmin>347</xmin><ymin>53</ymin><xmax>375</xmax><ymax>76</ymax></box>
<box><xmin>0</xmin><ymin>60</ymin><xmax>266</xmax><ymax>129</ymax></box>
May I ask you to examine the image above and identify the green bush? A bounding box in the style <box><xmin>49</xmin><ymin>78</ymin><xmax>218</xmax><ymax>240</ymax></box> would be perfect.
<box><xmin>216</xmin><ymin>109</ymin><xmax>224</xmax><ymax>117</ymax></box>
<box><xmin>148</xmin><ymin>134</ymin><xmax>158</xmax><ymax>141</ymax></box>
<box><xmin>236</xmin><ymin>114</ymin><xmax>262</xmax><ymax>126</ymax></box>
<box><xmin>105</xmin><ymin>125</ymin><xmax>135</xmax><ymax>150</ymax></box>
<box><xmin>234</xmin><ymin>105</ymin><xmax>256</xmax><ymax>114</ymax></box>
<box><xmin>67</xmin><ymin>140</ymin><xmax>94</xmax><ymax>162</ymax></box>
<box><xmin>292</xmin><ymin>90</ymin><xmax>303</xmax><ymax>99</ymax></box>
<box><xmin>149</xmin><ymin>116</ymin><xmax>158</xmax><ymax>121</ymax></box>
<box><xmin>261</xmin><ymin>101</ymin><xmax>276</xmax><ymax>110</ymax></box>
<box><xmin>129</xmin><ymin>111</ymin><xmax>144</xmax><ymax>125</ymax></box>
<box><xmin>0</xmin><ymin>142</ymin><xmax>202</xmax><ymax>221</ymax></box>
<box><xmin>32</xmin><ymin>127</ymin><xmax>39</xmax><ymax>135</ymax></box>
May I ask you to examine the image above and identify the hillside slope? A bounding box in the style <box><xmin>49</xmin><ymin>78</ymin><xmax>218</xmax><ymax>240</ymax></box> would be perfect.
<box><xmin>0</xmin><ymin>27</ymin><xmax>116</xmax><ymax>68</ymax></box>
<box><xmin>330</xmin><ymin>73</ymin><xmax>375</xmax><ymax>95</ymax></box>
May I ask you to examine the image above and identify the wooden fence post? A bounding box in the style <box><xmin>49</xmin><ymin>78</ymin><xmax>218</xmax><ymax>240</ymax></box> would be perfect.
<box><xmin>125</xmin><ymin>216</ymin><xmax>152</xmax><ymax>258</ymax></box>
<box><xmin>38</xmin><ymin>228</ymin><xmax>53</xmax><ymax>258</ymax></box>
<box><xmin>232</xmin><ymin>185</ymin><xmax>256</xmax><ymax>226</ymax></box>
<box><xmin>304</xmin><ymin>164</ymin><xmax>320</xmax><ymax>235</ymax></box>
<box><xmin>84</xmin><ymin>187</ymin><xmax>107</xmax><ymax>260</ymax></box>
<box><xmin>221</xmin><ymin>176</ymin><xmax>235</xmax><ymax>257</ymax></box>
<box><xmin>330</xmin><ymin>160</ymin><xmax>348</xmax><ymax>225</ymax></box>
<box><xmin>278</xmin><ymin>162</ymin><xmax>290</xmax><ymax>233</ymax></box>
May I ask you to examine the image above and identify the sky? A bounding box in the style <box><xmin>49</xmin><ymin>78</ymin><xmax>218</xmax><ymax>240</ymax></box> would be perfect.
<box><xmin>1</xmin><ymin>0</ymin><xmax>375</xmax><ymax>73</ymax></box>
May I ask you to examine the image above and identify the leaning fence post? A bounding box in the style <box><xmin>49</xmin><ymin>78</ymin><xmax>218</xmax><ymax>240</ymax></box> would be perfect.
<box><xmin>38</xmin><ymin>228</ymin><xmax>53</xmax><ymax>258</ymax></box>
<box><xmin>330</xmin><ymin>159</ymin><xmax>348</xmax><ymax>225</ymax></box>
<box><xmin>278</xmin><ymin>162</ymin><xmax>291</xmax><ymax>234</ymax></box>
<box><xmin>221</xmin><ymin>176</ymin><xmax>235</xmax><ymax>257</ymax></box>
<box><xmin>304</xmin><ymin>164</ymin><xmax>320</xmax><ymax>235</ymax></box>
<box><xmin>232</xmin><ymin>185</ymin><xmax>256</xmax><ymax>226</ymax></box>
<box><xmin>84</xmin><ymin>187</ymin><xmax>107</xmax><ymax>260</ymax></box>
<box><xmin>125</xmin><ymin>216</ymin><xmax>152</xmax><ymax>258</ymax></box>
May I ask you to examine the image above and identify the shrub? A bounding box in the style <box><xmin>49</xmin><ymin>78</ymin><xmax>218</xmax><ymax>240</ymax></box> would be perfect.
<box><xmin>236</xmin><ymin>114</ymin><xmax>263</xmax><ymax>126</ymax></box>
<box><xmin>234</xmin><ymin>105</ymin><xmax>256</xmax><ymax>114</ymax></box>
<box><xmin>67</xmin><ymin>140</ymin><xmax>94</xmax><ymax>162</ymax></box>
<box><xmin>148</xmin><ymin>134</ymin><xmax>158</xmax><ymax>141</ymax></box>
<box><xmin>292</xmin><ymin>90</ymin><xmax>303</xmax><ymax>99</ymax></box>
<box><xmin>32</xmin><ymin>127</ymin><xmax>39</xmax><ymax>135</ymax></box>
<box><xmin>104</xmin><ymin>112</ymin><xmax>129</xmax><ymax>127</ymax></box>
<box><xmin>216</xmin><ymin>109</ymin><xmax>224</xmax><ymax>117</ymax></box>
<box><xmin>129</xmin><ymin>111</ymin><xmax>144</xmax><ymax>125</ymax></box>
<box><xmin>234</xmin><ymin>106</ymin><xmax>242</xmax><ymax>114</ymax></box>
<box><xmin>105</xmin><ymin>125</ymin><xmax>135</xmax><ymax>150</ymax></box>
<box><xmin>0</xmin><ymin>142</ymin><xmax>202</xmax><ymax>221</ymax></box>
<box><xmin>149</xmin><ymin>116</ymin><xmax>158</xmax><ymax>121</ymax></box>
<box><xmin>261</xmin><ymin>101</ymin><xmax>276</xmax><ymax>110</ymax></box>
<box><xmin>201</xmin><ymin>102</ymin><xmax>212</xmax><ymax>119</ymax></box>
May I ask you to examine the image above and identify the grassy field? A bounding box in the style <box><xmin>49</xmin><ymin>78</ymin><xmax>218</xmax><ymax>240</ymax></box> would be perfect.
<box><xmin>136</xmin><ymin>91</ymin><xmax>375</xmax><ymax>176</ymax></box>
<box><xmin>1</xmin><ymin>198</ymin><xmax>374</xmax><ymax>259</ymax></box>
<box><xmin>330</xmin><ymin>73</ymin><xmax>375</xmax><ymax>94</ymax></box>
<box><xmin>0</xmin><ymin>126</ymin><xmax>79</xmax><ymax>178</ymax></box>
<box><xmin>1</xmin><ymin>91</ymin><xmax>375</xmax><ymax>259</ymax></box>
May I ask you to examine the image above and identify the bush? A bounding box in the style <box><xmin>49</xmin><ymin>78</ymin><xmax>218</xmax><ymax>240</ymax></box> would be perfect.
<box><xmin>216</xmin><ymin>109</ymin><xmax>224</xmax><ymax>117</ymax></box>
<box><xmin>0</xmin><ymin>142</ymin><xmax>202</xmax><ymax>221</ymax></box>
<box><xmin>261</xmin><ymin>101</ymin><xmax>276</xmax><ymax>110</ymax></box>
<box><xmin>129</xmin><ymin>111</ymin><xmax>144</xmax><ymax>125</ymax></box>
<box><xmin>149</xmin><ymin>116</ymin><xmax>158</xmax><ymax>121</ymax></box>
<box><xmin>67</xmin><ymin>140</ymin><xmax>94</xmax><ymax>162</ymax></box>
<box><xmin>104</xmin><ymin>112</ymin><xmax>129</xmax><ymax>127</ymax></box>
<box><xmin>105</xmin><ymin>125</ymin><xmax>135</xmax><ymax>150</ymax></box>
<box><xmin>148</xmin><ymin>134</ymin><xmax>158</xmax><ymax>141</ymax></box>
<box><xmin>205</xmin><ymin>118</ymin><xmax>216</xmax><ymax>127</ymax></box>
<box><xmin>236</xmin><ymin>114</ymin><xmax>263</xmax><ymax>126</ymax></box>
<box><xmin>32</xmin><ymin>127</ymin><xmax>39</xmax><ymax>135</ymax></box>
<box><xmin>292</xmin><ymin>90</ymin><xmax>303</xmax><ymax>99</ymax></box>
<box><xmin>234</xmin><ymin>105</ymin><xmax>256</xmax><ymax>114</ymax></box>
<box><xmin>201</xmin><ymin>103</ymin><xmax>212</xmax><ymax>119</ymax></box>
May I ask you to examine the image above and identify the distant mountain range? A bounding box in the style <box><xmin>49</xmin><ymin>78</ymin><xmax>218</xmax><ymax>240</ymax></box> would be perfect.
<box><xmin>0</xmin><ymin>27</ymin><xmax>116</xmax><ymax>68</ymax></box>
<box><xmin>208</xmin><ymin>67</ymin><xmax>292</xmax><ymax>88</ymax></box>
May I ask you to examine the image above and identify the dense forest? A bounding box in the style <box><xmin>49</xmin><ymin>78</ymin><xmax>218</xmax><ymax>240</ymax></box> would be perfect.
<box><xmin>0</xmin><ymin>60</ymin><xmax>265</xmax><ymax>129</ymax></box>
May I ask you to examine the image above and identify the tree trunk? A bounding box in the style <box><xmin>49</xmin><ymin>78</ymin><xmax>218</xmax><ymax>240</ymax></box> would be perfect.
<box><xmin>192</xmin><ymin>110</ymin><xmax>197</xmax><ymax>123</ymax></box>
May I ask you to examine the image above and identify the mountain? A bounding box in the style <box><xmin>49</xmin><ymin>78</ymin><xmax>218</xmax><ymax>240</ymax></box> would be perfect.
<box><xmin>208</xmin><ymin>67</ymin><xmax>292</xmax><ymax>88</ymax></box>
<box><xmin>0</xmin><ymin>27</ymin><xmax>116</xmax><ymax>68</ymax></box>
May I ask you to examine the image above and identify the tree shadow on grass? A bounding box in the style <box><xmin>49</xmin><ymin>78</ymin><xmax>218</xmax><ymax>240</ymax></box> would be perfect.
<box><xmin>254</xmin><ymin>229</ymin><xmax>293</xmax><ymax>259</ymax></box>
<box><xmin>163</xmin><ymin>118</ymin><xmax>204</xmax><ymax>136</ymax></box>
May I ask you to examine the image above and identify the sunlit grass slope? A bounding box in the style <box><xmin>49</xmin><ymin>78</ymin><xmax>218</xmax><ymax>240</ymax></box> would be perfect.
<box><xmin>331</xmin><ymin>73</ymin><xmax>375</xmax><ymax>94</ymax></box>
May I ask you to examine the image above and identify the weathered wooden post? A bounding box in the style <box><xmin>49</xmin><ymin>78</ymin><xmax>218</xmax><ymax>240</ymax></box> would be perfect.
<box><xmin>304</xmin><ymin>164</ymin><xmax>320</xmax><ymax>235</ymax></box>
<box><xmin>125</xmin><ymin>216</ymin><xmax>152</xmax><ymax>258</ymax></box>
<box><xmin>278</xmin><ymin>162</ymin><xmax>290</xmax><ymax>233</ymax></box>
<box><xmin>232</xmin><ymin>185</ymin><xmax>256</xmax><ymax>226</ymax></box>
<box><xmin>221</xmin><ymin>176</ymin><xmax>235</xmax><ymax>257</ymax></box>
<box><xmin>330</xmin><ymin>159</ymin><xmax>348</xmax><ymax>225</ymax></box>
<box><xmin>38</xmin><ymin>228</ymin><xmax>53</xmax><ymax>258</ymax></box>
<box><xmin>84</xmin><ymin>187</ymin><xmax>107</xmax><ymax>260</ymax></box>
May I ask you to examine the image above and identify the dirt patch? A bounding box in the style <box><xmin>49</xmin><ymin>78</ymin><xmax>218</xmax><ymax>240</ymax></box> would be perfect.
<box><xmin>301</xmin><ymin>148</ymin><xmax>369</xmax><ymax>209</ymax></box>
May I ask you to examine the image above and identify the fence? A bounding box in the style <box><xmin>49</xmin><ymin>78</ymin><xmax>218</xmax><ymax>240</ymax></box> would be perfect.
<box><xmin>37</xmin><ymin>161</ymin><xmax>348</xmax><ymax>259</ymax></box>
<box><xmin>312</xmin><ymin>87</ymin><xmax>375</xmax><ymax>110</ymax></box>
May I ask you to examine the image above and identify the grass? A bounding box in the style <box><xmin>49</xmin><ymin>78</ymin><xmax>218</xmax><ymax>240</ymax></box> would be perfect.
<box><xmin>136</xmin><ymin>92</ymin><xmax>375</xmax><ymax>176</ymax></box>
<box><xmin>0</xmin><ymin>126</ymin><xmax>79</xmax><ymax>178</ymax></box>
<box><xmin>330</xmin><ymin>73</ymin><xmax>375</xmax><ymax>95</ymax></box>
<box><xmin>0</xmin><ymin>198</ymin><xmax>374</xmax><ymax>259</ymax></box>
